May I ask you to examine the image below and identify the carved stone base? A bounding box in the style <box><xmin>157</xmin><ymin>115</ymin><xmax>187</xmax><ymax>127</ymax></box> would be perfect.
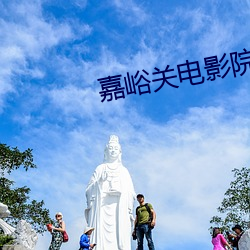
<box><xmin>2</xmin><ymin>245</ymin><xmax>26</xmax><ymax>250</ymax></box>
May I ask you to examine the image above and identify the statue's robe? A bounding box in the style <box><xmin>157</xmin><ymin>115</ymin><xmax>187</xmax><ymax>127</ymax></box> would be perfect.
<box><xmin>85</xmin><ymin>163</ymin><xmax>135</xmax><ymax>250</ymax></box>
<box><xmin>239</xmin><ymin>229</ymin><xmax>250</xmax><ymax>250</ymax></box>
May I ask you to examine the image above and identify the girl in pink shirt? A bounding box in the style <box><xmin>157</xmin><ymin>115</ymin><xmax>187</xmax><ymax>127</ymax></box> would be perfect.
<box><xmin>212</xmin><ymin>227</ymin><xmax>232</xmax><ymax>250</ymax></box>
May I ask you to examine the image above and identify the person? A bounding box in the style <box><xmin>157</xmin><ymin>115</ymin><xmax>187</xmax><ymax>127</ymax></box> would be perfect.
<box><xmin>226</xmin><ymin>231</ymin><xmax>238</xmax><ymax>249</ymax></box>
<box><xmin>211</xmin><ymin>227</ymin><xmax>232</xmax><ymax>250</ymax></box>
<box><xmin>48</xmin><ymin>212</ymin><xmax>66</xmax><ymax>250</ymax></box>
<box><xmin>79</xmin><ymin>227</ymin><xmax>96</xmax><ymax>250</ymax></box>
<box><xmin>85</xmin><ymin>135</ymin><xmax>136</xmax><ymax>250</ymax></box>
<box><xmin>230</xmin><ymin>225</ymin><xmax>244</xmax><ymax>250</ymax></box>
<box><xmin>133</xmin><ymin>194</ymin><xmax>156</xmax><ymax>250</ymax></box>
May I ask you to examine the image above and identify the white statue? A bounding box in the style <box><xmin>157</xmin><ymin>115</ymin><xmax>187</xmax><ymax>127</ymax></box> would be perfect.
<box><xmin>0</xmin><ymin>202</ymin><xmax>11</xmax><ymax>218</ymax></box>
<box><xmin>239</xmin><ymin>229</ymin><xmax>250</xmax><ymax>250</ymax></box>
<box><xmin>0</xmin><ymin>202</ymin><xmax>15</xmax><ymax>235</ymax></box>
<box><xmin>85</xmin><ymin>135</ymin><xmax>136</xmax><ymax>250</ymax></box>
<box><xmin>0</xmin><ymin>203</ymin><xmax>37</xmax><ymax>250</ymax></box>
<box><xmin>13</xmin><ymin>220</ymin><xmax>38</xmax><ymax>250</ymax></box>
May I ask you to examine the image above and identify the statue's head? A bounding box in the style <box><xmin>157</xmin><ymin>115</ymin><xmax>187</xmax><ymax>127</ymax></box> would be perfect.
<box><xmin>104</xmin><ymin>135</ymin><xmax>122</xmax><ymax>163</ymax></box>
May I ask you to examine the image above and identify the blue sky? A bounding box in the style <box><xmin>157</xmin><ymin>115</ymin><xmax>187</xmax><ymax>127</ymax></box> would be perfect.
<box><xmin>1</xmin><ymin>0</ymin><xmax>250</xmax><ymax>249</ymax></box>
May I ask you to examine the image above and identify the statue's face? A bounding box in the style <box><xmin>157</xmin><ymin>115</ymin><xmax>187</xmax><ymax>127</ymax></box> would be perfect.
<box><xmin>107</xmin><ymin>142</ymin><xmax>121</xmax><ymax>160</ymax></box>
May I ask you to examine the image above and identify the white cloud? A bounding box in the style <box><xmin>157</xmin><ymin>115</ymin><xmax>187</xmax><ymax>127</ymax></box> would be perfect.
<box><xmin>48</xmin><ymin>84</ymin><xmax>127</xmax><ymax>121</ymax></box>
<box><xmin>161</xmin><ymin>7</ymin><xmax>236</xmax><ymax>61</ymax></box>
<box><xmin>112</xmin><ymin>0</ymin><xmax>148</xmax><ymax>26</ymax></box>
<box><xmin>73</xmin><ymin>0</ymin><xmax>88</xmax><ymax>9</ymax></box>
<box><xmin>0</xmin><ymin>1</ymin><xmax>74</xmax><ymax>110</ymax></box>
<box><xmin>1</xmin><ymin>2</ymin><xmax>73</xmax><ymax>58</ymax></box>
<box><xmin>80</xmin><ymin>46</ymin><xmax>128</xmax><ymax>84</ymax></box>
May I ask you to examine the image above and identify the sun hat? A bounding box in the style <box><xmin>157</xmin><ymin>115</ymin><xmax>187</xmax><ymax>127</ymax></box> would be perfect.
<box><xmin>55</xmin><ymin>212</ymin><xmax>63</xmax><ymax>218</ymax></box>
<box><xmin>84</xmin><ymin>227</ymin><xmax>95</xmax><ymax>234</ymax></box>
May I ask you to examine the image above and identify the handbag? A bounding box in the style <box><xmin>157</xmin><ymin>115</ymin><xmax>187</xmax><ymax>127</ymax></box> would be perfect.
<box><xmin>62</xmin><ymin>231</ymin><xmax>69</xmax><ymax>242</ymax></box>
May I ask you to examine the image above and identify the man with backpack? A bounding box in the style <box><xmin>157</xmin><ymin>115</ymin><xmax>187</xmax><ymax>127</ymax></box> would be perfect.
<box><xmin>132</xmin><ymin>194</ymin><xmax>156</xmax><ymax>250</ymax></box>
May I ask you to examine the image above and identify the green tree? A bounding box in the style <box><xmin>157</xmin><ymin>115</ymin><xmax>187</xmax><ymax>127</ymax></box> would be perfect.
<box><xmin>210</xmin><ymin>167</ymin><xmax>250</xmax><ymax>232</ymax></box>
<box><xmin>0</xmin><ymin>143</ymin><xmax>52</xmax><ymax>233</ymax></box>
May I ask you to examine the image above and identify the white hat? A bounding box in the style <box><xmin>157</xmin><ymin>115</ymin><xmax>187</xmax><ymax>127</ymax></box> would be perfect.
<box><xmin>84</xmin><ymin>227</ymin><xmax>94</xmax><ymax>234</ymax></box>
<box><xmin>55</xmin><ymin>212</ymin><xmax>63</xmax><ymax>218</ymax></box>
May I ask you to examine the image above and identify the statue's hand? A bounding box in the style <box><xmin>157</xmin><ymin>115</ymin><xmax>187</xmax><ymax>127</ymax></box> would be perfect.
<box><xmin>87</xmin><ymin>201</ymin><xmax>93</xmax><ymax>208</ymax></box>
<box><xmin>86</xmin><ymin>195</ymin><xmax>95</xmax><ymax>209</ymax></box>
<box><xmin>101</xmin><ymin>171</ymin><xmax>108</xmax><ymax>181</ymax></box>
<box><xmin>129</xmin><ymin>213</ymin><xmax>135</xmax><ymax>222</ymax></box>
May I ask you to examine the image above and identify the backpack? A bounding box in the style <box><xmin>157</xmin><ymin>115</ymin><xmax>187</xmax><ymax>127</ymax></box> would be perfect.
<box><xmin>136</xmin><ymin>203</ymin><xmax>154</xmax><ymax>229</ymax></box>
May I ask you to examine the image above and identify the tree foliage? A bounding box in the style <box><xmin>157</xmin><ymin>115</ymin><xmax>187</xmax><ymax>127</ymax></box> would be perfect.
<box><xmin>0</xmin><ymin>234</ymin><xmax>14</xmax><ymax>246</ymax></box>
<box><xmin>0</xmin><ymin>143</ymin><xmax>52</xmax><ymax>233</ymax></box>
<box><xmin>0</xmin><ymin>144</ymin><xmax>36</xmax><ymax>175</ymax></box>
<box><xmin>210</xmin><ymin>167</ymin><xmax>250</xmax><ymax>232</ymax></box>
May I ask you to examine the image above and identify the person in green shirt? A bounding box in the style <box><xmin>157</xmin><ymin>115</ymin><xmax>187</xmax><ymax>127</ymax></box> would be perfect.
<box><xmin>133</xmin><ymin>194</ymin><xmax>156</xmax><ymax>250</ymax></box>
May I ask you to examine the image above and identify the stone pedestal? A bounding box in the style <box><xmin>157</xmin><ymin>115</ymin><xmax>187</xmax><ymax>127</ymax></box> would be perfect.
<box><xmin>2</xmin><ymin>246</ymin><xmax>26</xmax><ymax>250</ymax></box>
